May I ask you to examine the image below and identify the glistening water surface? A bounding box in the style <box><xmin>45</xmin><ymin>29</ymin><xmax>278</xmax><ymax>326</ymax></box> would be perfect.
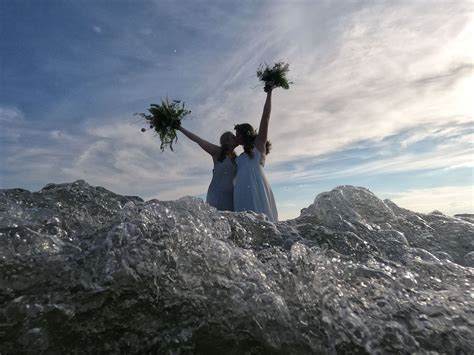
<box><xmin>0</xmin><ymin>181</ymin><xmax>472</xmax><ymax>354</ymax></box>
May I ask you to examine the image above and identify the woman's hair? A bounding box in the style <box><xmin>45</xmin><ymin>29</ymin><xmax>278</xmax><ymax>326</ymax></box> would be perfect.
<box><xmin>217</xmin><ymin>131</ymin><xmax>236</xmax><ymax>162</ymax></box>
<box><xmin>234</xmin><ymin>123</ymin><xmax>271</xmax><ymax>158</ymax></box>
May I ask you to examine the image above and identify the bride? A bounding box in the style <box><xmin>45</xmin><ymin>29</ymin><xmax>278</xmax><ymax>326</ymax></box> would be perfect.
<box><xmin>178</xmin><ymin>127</ymin><xmax>238</xmax><ymax>211</ymax></box>
<box><xmin>233</xmin><ymin>85</ymin><xmax>278</xmax><ymax>222</ymax></box>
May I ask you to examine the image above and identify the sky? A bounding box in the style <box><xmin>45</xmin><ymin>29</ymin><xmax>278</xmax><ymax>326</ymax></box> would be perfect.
<box><xmin>0</xmin><ymin>0</ymin><xmax>473</xmax><ymax>220</ymax></box>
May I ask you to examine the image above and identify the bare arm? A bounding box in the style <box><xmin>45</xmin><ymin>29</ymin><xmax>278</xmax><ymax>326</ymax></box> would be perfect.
<box><xmin>178</xmin><ymin>126</ymin><xmax>221</xmax><ymax>157</ymax></box>
<box><xmin>255</xmin><ymin>88</ymin><xmax>272</xmax><ymax>153</ymax></box>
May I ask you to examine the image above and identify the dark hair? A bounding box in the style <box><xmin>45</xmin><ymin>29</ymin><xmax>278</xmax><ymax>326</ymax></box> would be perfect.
<box><xmin>234</xmin><ymin>123</ymin><xmax>271</xmax><ymax>158</ymax></box>
<box><xmin>217</xmin><ymin>131</ymin><xmax>236</xmax><ymax>162</ymax></box>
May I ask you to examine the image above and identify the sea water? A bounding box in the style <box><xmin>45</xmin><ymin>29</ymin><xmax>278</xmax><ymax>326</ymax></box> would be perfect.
<box><xmin>0</xmin><ymin>181</ymin><xmax>472</xmax><ymax>354</ymax></box>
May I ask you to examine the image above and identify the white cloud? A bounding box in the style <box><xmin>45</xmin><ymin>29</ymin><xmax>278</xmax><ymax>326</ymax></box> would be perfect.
<box><xmin>179</xmin><ymin>0</ymin><xmax>473</xmax><ymax>170</ymax></box>
<box><xmin>1</xmin><ymin>1</ymin><xmax>472</xmax><ymax>220</ymax></box>
<box><xmin>53</xmin><ymin>117</ymin><xmax>221</xmax><ymax>200</ymax></box>
<box><xmin>382</xmin><ymin>185</ymin><xmax>474</xmax><ymax>216</ymax></box>
<box><xmin>0</xmin><ymin>106</ymin><xmax>24</xmax><ymax>124</ymax></box>
<box><xmin>264</xmin><ymin>120</ymin><xmax>473</xmax><ymax>185</ymax></box>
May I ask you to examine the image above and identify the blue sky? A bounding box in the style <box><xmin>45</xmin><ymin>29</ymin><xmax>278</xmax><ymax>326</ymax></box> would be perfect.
<box><xmin>1</xmin><ymin>0</ymin><xmax>472</xmax><ymax>220</ymax></box>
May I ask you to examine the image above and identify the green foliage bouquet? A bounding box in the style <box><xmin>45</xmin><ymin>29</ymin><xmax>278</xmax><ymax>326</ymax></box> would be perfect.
<box><xmin>137</xmin><ymin>98</ymin><xmax>191</xmax><ymax>151</ymax></box>
<box><xmin>256</xmin><ymin>61</ymin><xmax>293</xmax><ymax>90</ymax></box>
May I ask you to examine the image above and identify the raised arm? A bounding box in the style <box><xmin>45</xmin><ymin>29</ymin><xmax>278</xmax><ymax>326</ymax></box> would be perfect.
<box><xmin>255</xmin><ymin>87</ymin><xmax>272</xmax><ymax>153</ymax></box>
<box><xmin>178</xmin><ymin>126</ymin><xmax>221</xmax><ymax>157</ymax></box>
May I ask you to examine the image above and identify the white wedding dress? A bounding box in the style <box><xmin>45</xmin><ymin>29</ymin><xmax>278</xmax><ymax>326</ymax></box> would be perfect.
<box><xmin>233</xmin><ymin>148</ymin><xmax>278</xmax><ymax>222</ymax></box>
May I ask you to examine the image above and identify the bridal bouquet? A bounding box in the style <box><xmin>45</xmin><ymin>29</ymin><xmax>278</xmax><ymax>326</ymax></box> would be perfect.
<box><xmin>137</xmin><ymin>98</ymin><xmax>191</xmax><ymax>151</ymax></box>
<box><xmin>257</xmin><ymin>61</ymin><xmax>292</xmax><ymax>90</ymax></box>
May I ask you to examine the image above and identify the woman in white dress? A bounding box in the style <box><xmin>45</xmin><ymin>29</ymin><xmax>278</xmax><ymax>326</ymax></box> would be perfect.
<box><xmin>178</xmin><ymin>127</ymin><xmax>238</xmax><ymax>211</ymax></box>
<box><xmin>233</xmin><ymin>85</ymin><xmax>278</xmax><ymax>221</ymax></box>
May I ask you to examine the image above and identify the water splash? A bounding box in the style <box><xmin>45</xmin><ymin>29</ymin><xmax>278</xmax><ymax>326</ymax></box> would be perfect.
<box><xmin>0</xmin><ymin>181</ymin><xmax>472</xmax><ymax>353</ymax></box>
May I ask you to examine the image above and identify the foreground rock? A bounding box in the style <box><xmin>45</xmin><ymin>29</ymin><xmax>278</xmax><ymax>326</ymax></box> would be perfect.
<box><xmin>0</xmin><ymin>181</ymin><xmax>472</xmax><ymax>354</ymax></box>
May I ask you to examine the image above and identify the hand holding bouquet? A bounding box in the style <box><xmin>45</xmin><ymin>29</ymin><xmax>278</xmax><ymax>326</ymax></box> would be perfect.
<box><xmin>137</xmin><ymin>98</ymin><xmax>191</xmax><ymax>152</ymax></box>
<box><xmin>257</xmin><ymin>61</ymin><xmax>292</xmax><ymax>91</ymax></box>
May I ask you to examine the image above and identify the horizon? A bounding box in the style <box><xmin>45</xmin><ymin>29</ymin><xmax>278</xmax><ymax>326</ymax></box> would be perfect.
<box><xmin>1</xmin><ymin>0</ymin><xmax>473</xmax><ymax>220</ymax></box>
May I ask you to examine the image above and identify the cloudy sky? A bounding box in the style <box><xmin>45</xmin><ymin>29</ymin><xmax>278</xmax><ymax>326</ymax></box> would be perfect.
<box><xmin>1</xmin><ymin>0</ymin><xmax>472</xmax><ymax>220</ymax></box>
